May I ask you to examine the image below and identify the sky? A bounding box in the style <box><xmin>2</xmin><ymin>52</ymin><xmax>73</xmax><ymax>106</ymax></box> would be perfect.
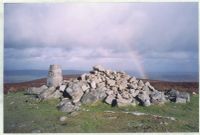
<box><xmin>4</xmin><ymin>3</ymin><xmax>198</xmax><ymax>77</ymax></box>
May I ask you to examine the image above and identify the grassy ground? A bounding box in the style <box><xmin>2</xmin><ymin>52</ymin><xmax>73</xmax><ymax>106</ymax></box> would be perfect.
<box><xmin>4</xmin><ymin>91</ymin><xmax>199</xmax><ymax>133</ymax></box>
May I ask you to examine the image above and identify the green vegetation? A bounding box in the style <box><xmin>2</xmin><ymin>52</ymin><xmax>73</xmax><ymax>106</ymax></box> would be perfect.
<box><xmin>4</xmin><ymin>91</ymin><xmax>199</xmax><ymax>133</ymax></box>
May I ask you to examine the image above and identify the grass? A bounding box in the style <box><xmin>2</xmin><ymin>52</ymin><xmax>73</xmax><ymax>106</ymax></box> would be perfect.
<box><xmin>4</xmin><ymin>91</ymin><xmax>199</xmax><ymax>133</ymax></box>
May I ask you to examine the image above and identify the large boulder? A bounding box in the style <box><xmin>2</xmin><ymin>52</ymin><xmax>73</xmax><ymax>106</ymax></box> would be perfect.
<box><xmin>93</xmin><ymin>65</ymin><xmax>105</xmax><ymax>72</ymax></box>
<box><xmin>81</xmin><ymin>88</ymin><xmax>106</xmax><ymax>104</ymax></box>
<box><xmin>165</xmin><ymin>89</ymin><xmax>190</xmax><ymax>103</ymax></box>
<box><xmin>105</xmin><ymin>95</ymin><xmax>116</xmax><ymax>105</ymax></box>
<box><xmin>116</xmin><ymin>94</ymin><xmax>132</xmax><ymax>107</ymax></box>
<box><xmin>38</xmin><ymin>87</ymin><xmax>57</xmax><ymax>100</ymax></box>
<box><xmin>66</xmin><ymin>82</ymin><xmax>84</xmax><ymax>103</ymax></box>
<box><xmin>137</xmin><ymin>91</ymin><xmax>151</xmax><ymax>106</ymax></box>
<box><xmin>57</xmin><ymin>98</ymin><xmax>79</xmax><ymax>113</ymax></box>
<box><xmin>26</xmin><ymin>85</ymin><xmax>48</xmax><ymax>95</ymax></box>
<box><xmin>150</xmin><ymin>91</ymin><xmax>166</xmax><ymax>104</ymax></box>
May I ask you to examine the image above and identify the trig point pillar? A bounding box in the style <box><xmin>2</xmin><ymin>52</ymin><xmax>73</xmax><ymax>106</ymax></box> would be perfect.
<box><xmin>47</xmin><ymin>64</ymin><xmax>63</xmax><ymax>87</ymax></box>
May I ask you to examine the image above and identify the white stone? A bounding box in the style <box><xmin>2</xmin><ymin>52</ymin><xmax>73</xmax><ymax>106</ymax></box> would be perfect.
<box><xmin>59</xmin><ymin>85</ymin><xmax>66</xmax><ymax>92</ymax></box>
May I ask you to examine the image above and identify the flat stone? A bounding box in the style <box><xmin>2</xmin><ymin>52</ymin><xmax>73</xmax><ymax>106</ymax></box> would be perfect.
<box><xmin>59</xmin><ymin>85</ymin><xmax>66</xmax><ymax>92</ymax></box>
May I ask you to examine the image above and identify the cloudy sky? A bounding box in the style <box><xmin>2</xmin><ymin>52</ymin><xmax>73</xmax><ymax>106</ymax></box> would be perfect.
<box><xmin>4</xmin><ymin>3</ymin><xmax>198</xmax><ymax>77</ymax></box>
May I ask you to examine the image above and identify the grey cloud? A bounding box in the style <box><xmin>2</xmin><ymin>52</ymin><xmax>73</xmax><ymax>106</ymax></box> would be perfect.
<box><xmin>4</xmin><ymin>3</ymin><xmax>198</xmax><ymax>73</ymax></box>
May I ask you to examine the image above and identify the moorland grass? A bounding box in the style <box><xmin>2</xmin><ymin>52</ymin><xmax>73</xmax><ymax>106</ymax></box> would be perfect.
<box><xmin>4</xmin><ymin>91</ymin><xmax>199</xmax><ymax>133</ymax></box>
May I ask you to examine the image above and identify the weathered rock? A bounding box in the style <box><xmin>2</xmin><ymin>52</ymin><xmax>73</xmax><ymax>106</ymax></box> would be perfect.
<box><xmin>38</xmin><ymin>87</ymin><xmax>56</xmax><ymax>100</ymax></box>
<box><xmin>192</xmin><ymin>92</ymin><xmax>197</xmax><ymax>95</ymax></box>
<box><xmin>93</xmin><ymin>65</ymin><xmax>105</xmax><ymax>72</ymax></box>
<box><xmin>121</xmin><ymin>91</ymin><xmax>131</xmax><ymax>99</ymax></box>
<box><xmin>96</xmin><ymin>82</ymin><xmax>106</xmax><ymax>88</ymax></box>
<box><xmin>26</xmin><ymin>85</ymin><xmax>48</xmax><ymax>95</ymax></box>
<box><xmin>89</xmin><ymin>81</ymin><xmax>96</xmax><ymax>89</ymax></box>
<box><xmin>145</xmin><ymin>81</ymin><xmax>155</xmax><ymax>91</ymax></box>
<box><xmin>150</xmin><ymin>91</ymin><xmax>166</xmax><ymax>104</ymax></box>
<box><xmin>128</xmin><ymin>77</ymin><xmax>136</xmax><ymax>83</ymax></box>
<box><xmin>105</xmin><ymin>95</ymin><xmax>116</xmax><ymax>105</ymax></box>
<box><xmin>176</xmin><ymin>97</ymin><xmax>187</xmax><ymax>103</ymax></box>
<box><xmin>130</xmin><ymin>89</ymin><xmax>140</xmax><ymax>97</ymax></box>
<box><xmin>137</xmin><ymin>91</ymin><xmax>151</xmax><ymax>106</ymax></box>
<box><xmin>127</xmin><ymin>84</ymin><xmax>137</xmax><ymax>89</ymax></box>
<box><xmin>81</xmin><ymin>73</ymin><xmax>88</xmax><ymax>81</ymax></box>
<box><xmin>176</xmin><ymin>92</ymin><xmax>190</xmax><ymax>103</ymax></box>
<box><xmin>81</xmin><ymin>91</ymin><xmax>97</xmax><ymax>104</ymax></box>
<box><xmin>59</xmin><ymin>85</ymin><xmax>66</xmax><ymax>92</ymax></box>
<box><xmin>106</xmin><ymin>79</ymin><xmax>115</xmax><ymax>86</ymax></box>
<box><xmin>57</xmin><ymin>98</ymin><xmax>77</xmax><ymax>113</ymax></box>
<box><xmin>66</xmin><ymin>82</ymin><xmax>84</xmax><ymax>103</ymax></box>
<box><xmin>59</xmin><ymin>116</ymin><xmax>68</xmax><ymax>122</ymax></box>
<box><xmin>47</xmin><ymin>64</ymin><xmax>63</xmax><ymax>87</ymax></box>
<box><xmin>165</xmin><ymin>89</ymin><xmax>190</xmax><ymax>103</ymax></box>
<box><xmin>138</xmin><ymin>80</ymin><xmax>144</xmax><ymax>88</ymax></box>
<box><xmin>116</xmin><ymin>94</ymin><xmax>132</xmax><ymax>107</ymax></box>
<box><xmin>81</xmin><ymin>83</ymin><xmax>90</xmax><ymax>92</ymax></box>
<box><xmin>49</xmin><ymin>90</ymin><xmax>63</xmax><ymax>99</ymax></box>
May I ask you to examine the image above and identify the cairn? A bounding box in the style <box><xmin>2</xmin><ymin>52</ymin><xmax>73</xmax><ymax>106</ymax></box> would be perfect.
<box><xmin>26</xmin><ymin>65</ymin><xmax>190</xmax><ymax>113</ymax></box>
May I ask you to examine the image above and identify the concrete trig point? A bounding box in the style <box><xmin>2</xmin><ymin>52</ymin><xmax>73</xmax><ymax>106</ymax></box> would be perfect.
<box><xmin>47</xmin><ymin>64</ymin><xmax>63</xmax><ymax>87</ymax></box>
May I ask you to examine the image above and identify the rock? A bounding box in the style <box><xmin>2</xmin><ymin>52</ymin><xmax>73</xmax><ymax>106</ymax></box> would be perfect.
<box><xmin>66</xmin><ymin>83</ymin><xmax>84</xmax><ymax>103</ymax></box>
<box><xmin>176</xmin><ymin>92</ymin><xmax>190</xmax><ymax>103</ymax></box>
<box><xmin>81</xmin><ymin>73</ymin><xmax>88</xmax><ymax>81</ymax></box>
<box><xmin>49</xmin><ymin>90</ymin><xmax>63</xmax><ymax>99</ymax></box>
<box><xmin>150</xmin><ymin>91</ymin><xmax>166</xmax><ymax>104</ymax></box>
<box><xmin>138</xmin><ymin>80</ymin><xmax>144</xmax><ymax>88</ymax></box>
<box><xmin>165</xmin><ymin>89</ymin><xmax>190</xmax><ymax>103</ymax></box>
<box><xmin>62</xmin><ymin>80</ymin><xmax>70</xmax><ymax>85</ymax></box>
<box><xmin>93</xmin><ymin>65</ymin><xmax>105</xmax><ymax>72</ymax></box>
<box><xmin>26</xmin><ymin>85</ymin><xmax>48</xmax><ymax>95</ymax></box>
<box><xmin>81</xmin><ymin>83</ymin><xmax>90</xmax><ymax>92</ymax></box>
<box><xmin>176</xmin><ymin>97</ymin><xmax>187</xmax><ymax>103</ymax></box>
<box><xmin>137</xmin><ymin>91</ymin><xmax>151</xmax><ymax>106</ymax></box>
<box><xmin>59</xmin><ymin>116</ymin><xmax>68</xmax><ymax>122</ymax></box>
<box><xmin>96</xmin><ymin>88</ymin><xmax>107</xmax><ymax>100</ymax></box>
<box><xmin>47</xmin><ymin>64</ymin><xmax>63</xmax><ymax>87</ymax></box>
<box><xmin>121</xmin><ymin>91</ymin><xmax>130</xmax><ymax>99</ymax></box>
<box><xmin>96</xmin><ymin>82</ymin><xmax>106</xmax><ymax>88</ymax></box>
<box><xmin>116</xmin><ymin>94</ymin><xmax>132</xmax><ymax>107</ymax></box>
<box><xmin>145</xmin><ymin>81</ymin><xmax>155</xmax><ymax>91</ymax></box>
<box><xmin>105</xmin><ymin>95</ymin><xmax>116</xmax><ymax>105</ymax></box>
<box><xmin>106</xmin><ymin>79</ymin><xmax>115</xmax><ymax>86</ymax></box>
<box><xmin>128</xmin><ymin>77</ymin><xmax>136</xmax><ymax>83</ymax></box>
<box><xmin>106</xmin><ymin>90</ymin><xmax>114</xmax><ymax>96</ymax></box>
<box><xmin>59</xmin><ymin>85</ymin><xmax>66</xmax><ymax>92</ymax></box>
<box><xmin>127</xmin><ymin>84</ymin><xmax>137</xmax><ymax>89</ymax></box>
<box><xmin>38</xmin><ymin>87</ymin><xmax>56</xmax><ymax>100</ymax></box>
<box><xmin>57</xmin><ymin>98</ymin><xmax>77</xmax><ymax>113</ymax></box>
<box><xmin>192</xmin><ymin>92</ymin><xmax>197</xmax><ymax>95</ymax></box>
<box><xmin>90</xmin><ymin>81</ymin><xmax>96</xmax><ymax>89</ymax></box>
<box><xmin>81</xmin><ymin>90</ymin><xmax>100</xmax><ymax>104</ymax></box>
<box><xmin>81</xmin><ymin>88</ymin><xmax>106</xmax><ymax>104</ymax></box>
<box><xmin>130</xmin><ymin>89</ymin><xmax>140</xmax><ymax>97</ymax></box>
<box><xmin>118</xmin><ymin>81</ymin><xmax>127</xmax><ymax>91</ymax></box>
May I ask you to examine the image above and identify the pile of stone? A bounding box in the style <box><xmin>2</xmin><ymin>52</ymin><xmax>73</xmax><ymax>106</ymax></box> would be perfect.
<box><xmin>26</xmin><ymin>64</ymin><xmax>190</xmax><ymax>113</ymax></box>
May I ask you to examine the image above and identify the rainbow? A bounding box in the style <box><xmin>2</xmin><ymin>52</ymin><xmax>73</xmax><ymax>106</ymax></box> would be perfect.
<box><xmin>123</xmin><ymin>44</ymin><xmax>147</xmax><ymax>79</ymax></box>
